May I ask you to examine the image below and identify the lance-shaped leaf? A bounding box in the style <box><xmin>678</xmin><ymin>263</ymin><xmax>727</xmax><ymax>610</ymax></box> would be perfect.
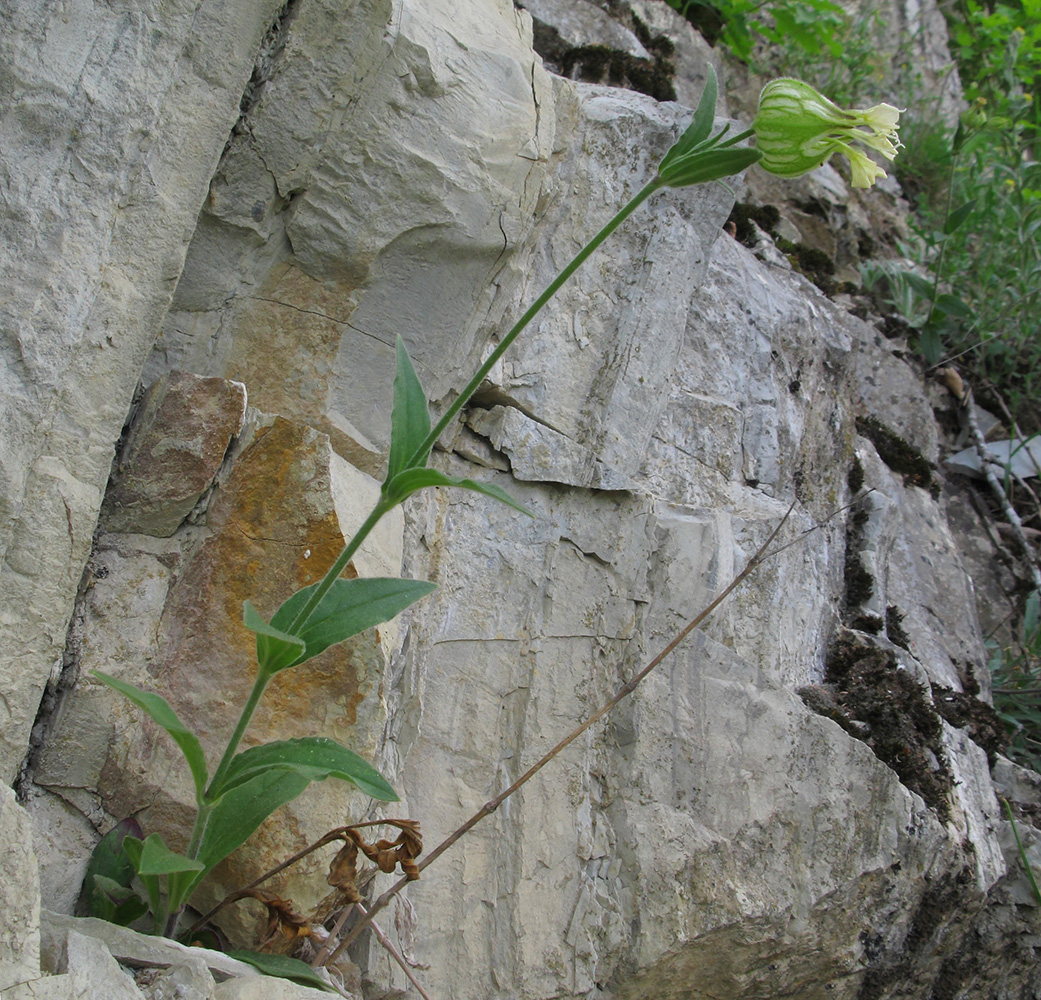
<box><xmin>88</xmin><ymin>875</ymin><xmax>150</xmax><ymax>927</ymax></box>
<box><xmin>945</xmin><ymin>199</ymin><xmax>976</xmax><ymax>235</ymax></box>
<box><xmin>81</xmin><ymin>817</ymin><xmax>141</xmax><ymax>914</ymax></box>
<box><xmin>123</xmin><ymin>833</ymin><xmax>203</xmax><ymax>924</ymax></box>
<box><xmin>217</xmin><ymin>737</ymin><xmax>398</xmax><ymax>802</ymax></box>
<box><xmin>184</xmin><ymin>769</ymin><xmax>312</xmax><ymax>899</ymax></box>
<box><xmin>244</xmin><ymin>601</ymin><xmax>307</xmax><ymax>676</ymax></box>
<box><xmin>266</xmin><ymin>577</ymin><xmax>437</xmax><ymax>670</ymax></box>
<box><xmin>226</xmin><ymin>952</ymin><xmax>336</xmax><ymax>993</ymax></box>
<box><xmin>121</xmin><ymin>835</ymin><xmax>162</xmax><ymax>922</ymax></box>
<box><xmin>383</xmin><ymin>466</ymin><xmax>533</xmax><ymax>515</ymax></box>
<box><xmin>129</xmin><ymin>833</ymin><xmax>205</xmax><ymax>877</ymax></box>
<box><xmin>92</xmin><ymin>672</ymin><xmax>209</xmax><ymax>804</ymax></box>
<box><xmin>657</xmin><ymin>146</ymin><xmax>763</xmax><ymax>189</ymax></box>
<box><xmin>658</xmin><ymin>66</ymin><xmax>719</xmax><ymax>175</ymax></box>
<box><xmin>384</xmin><ymin>335</ymin><xmax>432</xmax><ymax>488</ymax></box>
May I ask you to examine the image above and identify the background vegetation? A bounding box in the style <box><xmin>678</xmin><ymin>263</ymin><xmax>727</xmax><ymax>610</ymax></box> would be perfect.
<box><xmin>664</xmin><ymin>0</ymin><xmax>1041</xmax><ymax>765</ymax></box>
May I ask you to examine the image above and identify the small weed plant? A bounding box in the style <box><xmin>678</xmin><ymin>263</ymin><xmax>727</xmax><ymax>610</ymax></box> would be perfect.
<box><xmin>990</xmin><ymin>590</ymin><xmax>1041</xmax><ymax>771</ymax></box>
<box><xmin>863</xmin><ymin>8</ymin><xmax>1041</xmax><ymax>433</ymax></box>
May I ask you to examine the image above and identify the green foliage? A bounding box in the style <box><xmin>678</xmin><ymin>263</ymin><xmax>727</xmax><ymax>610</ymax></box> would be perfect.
<box><xmin>873</xmin><ymin>106</ymin><xmax>1041</xmax><ymax>428</ymax></box>
<box><xmin>220</xmin><ymin>737</ymin><xmax>398</xmax><ymax>801</ymax></box>
<box><xmin>656</xmin><ymin>66</ymin><xmax>762</xmax><ymax>187</ymax></box>
<box><xmin>990</xmin><ymin>590</ymin><xmax>1041</xmax><ymax>771</ymax></box>
<box><xmin>227</xmin><ymin>951</ymin><xmax>337</xmax><ymax>992</ymax></box>
<box><xmin>81</xmin><ymin>819</ymin><xmax>149</xmax><ymax>926</ymax></box>
<box><xmin>261</xmin><ymin>577</ymin><xmax>438</xmax><ymax>672</ymax></box>
<box><xmin>665</xmin><ymin>0</ymin><xmax>885</xmax><ymax>105</ymax></box>
<box><xmin>93</xmin><ymin>672</ymin><xmax>210</xmax><ymax>805</ymax></box>
<box><xmin>949</xmin><ymin>0</ymin><xmax>1041</xmax><ymax>132</ymax></box>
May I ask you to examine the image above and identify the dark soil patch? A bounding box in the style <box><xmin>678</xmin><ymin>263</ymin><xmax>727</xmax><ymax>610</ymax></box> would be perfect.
<box><xmin>931</xmin><ymin>685</ymin><xmax>1007</xmax><ymax>765</ymax></box>
<box><xmin>801</xmin><ymin>634</ymin><xmax>953</xmax><ymax>821</ymax></box>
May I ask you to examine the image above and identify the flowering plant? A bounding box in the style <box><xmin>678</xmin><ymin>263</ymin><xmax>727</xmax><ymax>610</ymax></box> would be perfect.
<box><xmin>86</xmin><ymin>67</ymin><xmax>899</xmax><ymax>970</ymax></box>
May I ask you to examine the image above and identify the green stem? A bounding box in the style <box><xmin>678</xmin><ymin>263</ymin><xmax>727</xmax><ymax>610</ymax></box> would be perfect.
<box><xmin>405</xmin><ymin>177</ymin><xmax>666</xmax><ymax>468</ymax></box>
<box><xmin>204</xmin><ymin>497</ymin><xmax>394</xmax><ymax>802</ymax></box>
<box><xmin>204</xmin><ymin>672</ymin><xmax>270</xmax><ymax>801</ymax></box>
<box><xmin>289</xmin><ymin>501</ymin><xmax>393</xmax><ymax>634</ymax></box>
<box><xmin>717</xmin><ymin>127</ymin><xmax>756</xmax><ymax>148</ymax></box>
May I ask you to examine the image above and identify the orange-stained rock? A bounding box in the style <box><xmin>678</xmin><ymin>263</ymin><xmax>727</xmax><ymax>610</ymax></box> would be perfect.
<box><xmin>57</xmin><ymin>415</ymin><xmax>407</xmax><ymax>940</ymax></box>
<box><xmin>104</xmin><ymin>372</ymin><xmax>247</xmax><ymax>537</ymax></box>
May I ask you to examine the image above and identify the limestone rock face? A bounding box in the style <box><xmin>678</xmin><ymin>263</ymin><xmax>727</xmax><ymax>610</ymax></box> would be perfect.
<box><xmin>0</xmin><ymin>784</ymin><xmax>40</xmax><ymax>990</ymax></box>
<box><xmin>103</xmin><ymin>372</ymin><xmax>247</xmax><ymax>537</ymax></box>
<box><xmin>4</xmin><ymin>0</ymin><xmax>1039</xmax><ymax>998</ymax></box>
<box><xmin>0</xmin><ymin>0</ymin><xmax>285</xmax><ymax>784</ymax></box>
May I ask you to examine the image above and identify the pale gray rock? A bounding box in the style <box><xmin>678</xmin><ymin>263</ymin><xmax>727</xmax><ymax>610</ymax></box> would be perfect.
<box><xmin>4</xmin><ymin>0</ymin><xmax>1036</xmax><ymax>996</ymax></box>
<box><xmin>853</xmin><ymin>444</ymin><xmax>984</xmax><ymax>690</ymax></box>
<box><xmin>947</xmin><ymin>435</ymin><xmax>1041</xmax><ymax>479</ymax></box>
<box><xmin>103</xmin><ymin>372</ymin><xmax>247</xmax><ymax>537</ymax></box>
<box><xmin>138</xmin><ymin>958</ymin><xmax>216</xmax><ymax>1000</ymax></box>
<box><xmin>40</xmin><ymin>911</ymin><xmax>260</xmax><ymax>981</ymax></box>
<box><xmin>23</xmin><ymin>789</ymin><xmax>99</xmax><ymax>918</ymax></box>
<box><xmin>41</xmin><ymin>928</ymin><xmax>143</xmax><ymax>1000</ymax></box>
<box><xmin>519</xmin><ymin>0</ymin><xmax>651</xmax><ymax>60</ymax></box>
<box><xmin>467</xmin><ymin>404</ymin><xmax>635</xmax><ymax>489</ymax></box>
<box><xmin>213</xmin><ymin>978</ymin><xmax>342</xmax><ymax>1000</ymax></box>
<box><xmin>0</xmin><ymin>0</ymin><xmax>285</xmax><ymax>784</ymax></box>
<box><xmin>627</xmin><ymin>0</ymin><xmax>726</xmax><ymax>111</ymax></box>
<box><xmin>33</xmin><ymin>912</ymin><xmax>349</xmax><ymax>1000</ymax></box>
<box><xmin>0</xmin><ymin>784</ymin><xmax>40</xmax><ymax>990</ymax></box>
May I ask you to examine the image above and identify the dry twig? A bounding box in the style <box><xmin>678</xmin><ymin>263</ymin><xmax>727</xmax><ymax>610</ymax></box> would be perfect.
<box><xmin>322</xmin><ymin>502</ymin><xmax>798</xmax><ymax>965</ymax></box>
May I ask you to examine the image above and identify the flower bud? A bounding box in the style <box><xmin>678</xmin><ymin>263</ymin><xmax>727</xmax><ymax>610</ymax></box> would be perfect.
<box><xmin>753</xmin><ymin>78</ymin><xmax>903</xmax><ymax>188</ymax></box>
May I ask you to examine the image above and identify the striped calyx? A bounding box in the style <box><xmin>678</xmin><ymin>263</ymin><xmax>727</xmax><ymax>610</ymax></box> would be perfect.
<box><xmin>752</xmin><ymin>78</ymin><xmax>902</xmax><ymax>189</ymax></box>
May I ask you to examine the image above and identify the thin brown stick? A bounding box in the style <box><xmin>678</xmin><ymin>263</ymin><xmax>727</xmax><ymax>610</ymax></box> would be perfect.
<box><xmin>184</xmin><ymin>818</ymin><xmax>410</xmax><ymax>941</ymax></box>
<box><xmin>356</xmin><ymin>902</ymin><xmax>434</xmax><ymax>1000</ymax></box>
<box><xmin>311</xmin><ymin>902</ymin><xmax>355</xmax><ymax>968</ymax></box>
<box><xmin>183</xmin><ymin>828</ymin><xmax>348</xmax><ymax>940</ymax></box>
<box><xmin>963</xmin><ymin>389</ymin><xmax>1041</xmax><ymax>591</ymax></box>
<box><xmin>322</xmin><ymin>501</ymin><xmax>797</xmax><ymax>965</ymax></box>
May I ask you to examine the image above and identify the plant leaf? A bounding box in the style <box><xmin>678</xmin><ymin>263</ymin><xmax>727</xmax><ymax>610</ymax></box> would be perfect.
<box><xmin>226</xmin><ymin>951</ymin><xmax>336</xmax><ymax>992</ymax></box>
<box><xmin>658</xmin><ymin>146</ymin><xmax>763</xmax><ymax>188</ymax></box>
<box><xmin>134</xmin><ymin>833</ymin><xmax>205</xmax><ymax>876</ymax></box>
<box><xmin>190</xmin><ymin>769</ymin><xmax>312</xmax><ymax>893</ymax></box>
<box><xmin>901</xmin><ymin>270</ymin><xmax>936</xmax><ymax>299</ymax></box>
<box><xmin>933</xmin><ymin>293</ymin><xmax>975</xmax><ymax>319</ymax></box>
<box><xmin>267</xmin><ymin>578</ymin><xmax>437</xmax><ymax>669</ymax></box>
<box><xmin>89</xmin><ymin>875</ymin><xmax>150</xmax><ymax>927</ymax></box>
<box><xmin>122</xmin><ymin>836</ymin><xmax>161</xmax><ymax>919</ymax></box>
<box><xmin>243</xmin><ymin>601</ymin><xmax>306</xmax><ymax>675</ymax></box>
<box><xmin>944</xmin><ymin>199</ymin><xmax>977</xmax><ymax>234</ymax></box>
<box><xmin>218</xmin><ymin>737</ymin><xmax>398</xmax><ymax>801</ymax></box>
<box><xmin>92</xmin><ymin>672</ymin><xmax>209</xmax><ymax>804</ymax></box>
<box><xmin>918</xmin><ymin>326</ymin><xmax>945</xmax><ymax>365</ymax></box>
<box><xmin>385</xmin><ymin>335</ymin><xmax>432</xmax><ymax>487</ymax></box>
<box><xmin>384</xmin><ymin>467</ymin><xmax>533</xmax><ymax>515</ymax></box>
<box><xmin>80</xmin><ymin>817</ymin><xmax>142</xmax><ymax>917</ymax></box>
<box><xmin>658</xmin><ymin>66</ymin><xmax>719</xmax><ymax>175</ymax></box>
